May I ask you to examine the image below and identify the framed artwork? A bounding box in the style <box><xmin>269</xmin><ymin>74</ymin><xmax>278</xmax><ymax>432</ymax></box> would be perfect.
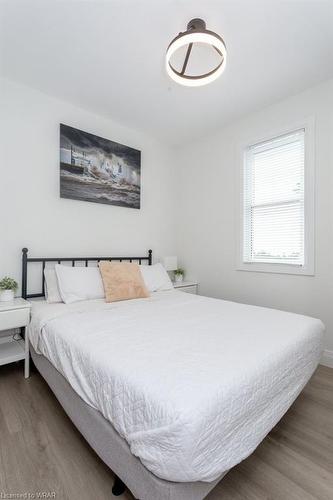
<box><xmin>60</xmin><ymin>124</ymin><xmax>141</xmax><ymax>209</ymax></box>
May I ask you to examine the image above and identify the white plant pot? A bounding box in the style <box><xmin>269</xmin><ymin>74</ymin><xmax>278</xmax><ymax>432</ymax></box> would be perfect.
<box><xmin>174</xmin><ymin>274</ymin><xmax>184</xmax><ymax>283</ymax></box>
<box><xmin>0</xmin><ymin>290</ymin><xmax>15</xmax><ymax>302</ymax></box>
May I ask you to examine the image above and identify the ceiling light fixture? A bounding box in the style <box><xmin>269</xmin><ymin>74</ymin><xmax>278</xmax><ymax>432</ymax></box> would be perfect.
<box><xmin>166</xmin><ymin>18</ymin><xmax>227</xmax><ymax>87</ymax></box>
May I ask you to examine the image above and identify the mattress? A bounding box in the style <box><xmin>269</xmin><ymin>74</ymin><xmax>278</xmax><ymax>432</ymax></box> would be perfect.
<box><xmin>28</xmin><ymin>290</ymin><xmax>324</xmax><ymax>483</ymax></box>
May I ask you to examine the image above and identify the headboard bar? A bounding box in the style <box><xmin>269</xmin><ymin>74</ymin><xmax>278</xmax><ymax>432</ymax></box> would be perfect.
<box><xmin>21</xmin><ymin>247</ymin><xmax>153</xmax><ymax>300</ymax></box>
<box><xmin>22</xmin><ymin>247</ymin><xmax>28</xmax><ymax>300</ymax></box>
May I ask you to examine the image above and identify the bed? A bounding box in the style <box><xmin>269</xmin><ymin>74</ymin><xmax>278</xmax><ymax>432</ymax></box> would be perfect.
<box><xmin>22</xmin><ymin>248</ymin><xmax>325</xmax><ymax>500</ymax></box>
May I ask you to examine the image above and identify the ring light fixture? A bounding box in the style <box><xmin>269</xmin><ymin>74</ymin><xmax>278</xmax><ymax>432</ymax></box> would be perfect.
<box><xmin>166</xmin><ymin>18</ymin><xmax>227</xmax><ymax>87</ymax></box>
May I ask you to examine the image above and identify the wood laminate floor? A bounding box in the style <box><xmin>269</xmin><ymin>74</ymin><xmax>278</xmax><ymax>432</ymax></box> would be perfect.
<box><xmin>0</xmin><ymin>362</ymin><xmax>332</xmax><ymax>500</ymax></box>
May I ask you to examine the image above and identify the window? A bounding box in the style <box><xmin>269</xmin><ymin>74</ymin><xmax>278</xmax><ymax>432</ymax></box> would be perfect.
<box><xmin>240</xmin><ymin>123</ymin><xmax>314</xmax><ymax>275</ymax></box>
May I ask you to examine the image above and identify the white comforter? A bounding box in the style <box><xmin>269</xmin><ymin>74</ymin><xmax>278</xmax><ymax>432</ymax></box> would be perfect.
<box><xmin>29</xmin><ymin>291</ymin><xmax>324</xmax><ymax>483</ymax></box>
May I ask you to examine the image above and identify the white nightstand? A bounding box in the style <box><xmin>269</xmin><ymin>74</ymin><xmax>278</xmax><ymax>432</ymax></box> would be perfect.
<box><xmin>173</xmin><ymin>281</ymin><xmax>199</xmax><ymax>294</ymax></box>
<box><xmin>0</xmin><ymin>298</ymin><xmax>31</xmax><ymax>378</ymax></box>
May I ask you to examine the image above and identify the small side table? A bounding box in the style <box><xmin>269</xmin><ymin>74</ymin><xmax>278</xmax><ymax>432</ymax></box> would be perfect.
<box><xmin>0</xmin><ymin>298</ymin><xmax>31</xmax><ymax>378</ymax></box>
<box><xmin>173</xmin><ymin>281</ymin><xmax>199</xmax><ymax>294</ymax></box>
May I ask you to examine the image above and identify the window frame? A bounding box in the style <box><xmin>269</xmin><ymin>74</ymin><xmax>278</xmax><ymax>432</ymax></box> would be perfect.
<box><xmin>237</xmin><ymin>118</ymin><xmax>315</xmax><ymax>276</ymax></box>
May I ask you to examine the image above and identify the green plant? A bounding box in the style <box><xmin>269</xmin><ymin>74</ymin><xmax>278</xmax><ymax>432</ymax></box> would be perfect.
<box><xmin>174</xmin><ymin>268</ymin><xmax>185</xmax><ymax>277</ymax></box>
<box><xmin>0</xmin><ymin>276</ymin><xmax>18</xmax><ymax>291</ymax></box>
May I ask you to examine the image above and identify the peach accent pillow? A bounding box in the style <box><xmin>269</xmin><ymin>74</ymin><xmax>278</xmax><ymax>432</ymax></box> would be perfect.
<box><xmin>99</xmin><ymin>261</ymin><xmax>150</xmax><ymax>303</ymax></box>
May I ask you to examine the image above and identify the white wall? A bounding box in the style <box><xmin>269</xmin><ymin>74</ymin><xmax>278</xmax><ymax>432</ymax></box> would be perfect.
<box><xmin>0</xmin><ymin>78</ymin><xmax>177</xmax><ymax>295</ymax></box>
<box><xmin>176</xmin><ymin>79</ymin><xmax>333</xmax><ymax>355</ymax></box>
<box><xmin>1</xmin><ymin>76</ymin><xmax>333</xmax><ymax>361</ymax></box>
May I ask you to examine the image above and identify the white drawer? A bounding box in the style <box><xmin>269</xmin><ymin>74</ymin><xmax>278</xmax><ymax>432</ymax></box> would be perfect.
<box><xmin>0</xmin><ymin>308</ymin><xmax>30</xmax><ymax>331</ymax></box>
<box><xmin>178</xmin><ymin>285</ymin><xmax>197</xmax><ymax>294</ymax></box>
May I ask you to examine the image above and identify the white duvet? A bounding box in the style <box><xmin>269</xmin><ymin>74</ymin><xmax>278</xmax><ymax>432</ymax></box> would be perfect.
<box><xmin>29</xmin><ymin>290</ymin><xmax>324</xmax><ymax>483</ymax></box>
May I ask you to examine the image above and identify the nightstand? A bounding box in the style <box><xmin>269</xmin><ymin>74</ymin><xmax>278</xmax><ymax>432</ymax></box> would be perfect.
<box><xmin>0</xmin><ymin>298</ymin><xmax>31</xmax><ymax>378</ymax></box>
<box><xmin>173</xmin><ymin>281</ymin><xmax>199</xmax><ymax>294</ymax></box>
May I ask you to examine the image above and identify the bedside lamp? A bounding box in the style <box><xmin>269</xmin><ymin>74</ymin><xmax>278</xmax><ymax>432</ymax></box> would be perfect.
<box><xmin>162</xmin><ymin>256</ymin><xmax>178</xmax><ymax>272</ymax></box>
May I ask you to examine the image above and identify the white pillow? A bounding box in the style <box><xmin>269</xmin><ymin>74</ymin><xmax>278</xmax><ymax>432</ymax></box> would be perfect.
<box><xmin>55</xmin><ymin>264</ymin><xmax>105</xmax><ymax>304</ymax></box>
<box><xmin>140</xmin><ymin>263</ymin><xmax>173</xmax><ymax>292</ymax></box>
<box><xmin>44</xmin><ymin>268</ymin><xmax>62</xmax><ymax>303</ymax></box>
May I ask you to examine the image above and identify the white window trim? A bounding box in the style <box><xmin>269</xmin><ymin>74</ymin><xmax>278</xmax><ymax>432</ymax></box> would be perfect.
<box><xmin>236</xmin><ymin>118</ymin><xmax>315</xmax><ymax>276</ymax></box>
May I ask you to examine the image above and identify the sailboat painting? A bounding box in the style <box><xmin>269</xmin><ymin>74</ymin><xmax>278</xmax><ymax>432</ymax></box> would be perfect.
<box><xmin>60</xmin><ymin>124</ymin><xmax>141</xmax><ymax>209</ymax></box>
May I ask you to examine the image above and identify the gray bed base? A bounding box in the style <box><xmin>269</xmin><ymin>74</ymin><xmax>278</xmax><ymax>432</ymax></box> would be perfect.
<box><xmin>30</xmin><ymin>345</ymin><xmax>227</xmax><ymax>500</ymax></box>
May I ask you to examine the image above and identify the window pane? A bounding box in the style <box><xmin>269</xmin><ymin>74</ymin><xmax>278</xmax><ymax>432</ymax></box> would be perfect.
<box><xmin>244</xmin><ymin>129</ymin><xmax>305</xmax><ymax>266</ymax></box>
<box><xmin>252</xmin><ymin>141</ymin><xmax>304</xmax><ymax>205</ymax></box>
<box><xmin>251</xmin><ymin>201</ymin><xmax>304</xmax><ymax>264</ymax></box>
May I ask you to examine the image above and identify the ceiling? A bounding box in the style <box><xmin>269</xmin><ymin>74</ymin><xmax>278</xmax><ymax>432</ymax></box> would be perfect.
<box><xmin>1</xmin><ymin>0</ymin><xmax>332</xmax><ymax>145</ymax></box>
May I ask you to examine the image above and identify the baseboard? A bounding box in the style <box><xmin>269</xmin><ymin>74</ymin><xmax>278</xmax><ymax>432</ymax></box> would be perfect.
<box><xmin>320</xmin><ymin>349</ymin><xmax>333</xmax><ymax>368</ymax></box>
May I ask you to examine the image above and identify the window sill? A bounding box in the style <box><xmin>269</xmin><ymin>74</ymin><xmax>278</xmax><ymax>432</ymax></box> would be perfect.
<box><xmin>237</xmin><ymin>262</ymin><xmax>314</xmax><ymax>276</ymax></box>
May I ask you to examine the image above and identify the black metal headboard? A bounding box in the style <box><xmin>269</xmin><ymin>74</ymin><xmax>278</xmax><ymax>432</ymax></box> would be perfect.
<box><xmin>21</xmin><ymin>247</ymin><xmax>152</xmax><ymax>300</ymax></box>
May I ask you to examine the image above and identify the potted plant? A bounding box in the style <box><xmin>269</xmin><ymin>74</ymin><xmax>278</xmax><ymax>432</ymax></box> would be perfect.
<box><xmin>174</xmin><ymin>268</ymin><xmax>185</xmax><ymax>283</ymax></box>
<box><xmin>0</xmin><ymin>276</ymin><xmax>18</xmax><ymax>302</ymax></box>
